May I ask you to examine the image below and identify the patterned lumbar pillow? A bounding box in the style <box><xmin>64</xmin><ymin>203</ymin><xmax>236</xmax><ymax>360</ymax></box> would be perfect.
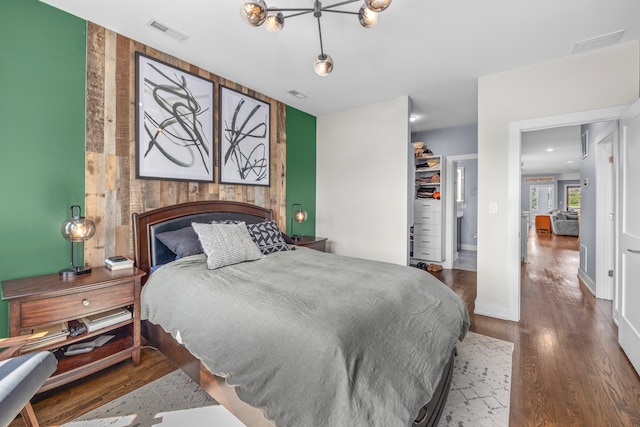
<box><xmin>246</xmin><ymin>220</ymin><xmax>291</xmax><ymax>254</ymax></box>
<box><xmin>192</xmin><ymin>221</ymin><xmax>263</xmax><ymax>269</ymax></box>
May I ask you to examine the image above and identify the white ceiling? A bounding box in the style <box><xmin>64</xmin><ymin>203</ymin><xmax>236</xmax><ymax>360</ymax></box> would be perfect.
<box><xmin>521</xmin><ymin>126</ymin><xmax>582</xmax><ymax>176</ymax></box>
<box><xmin>41</xmin><ymin>0</ymin><xmax>640</xmax><ymax>133</ymax></box>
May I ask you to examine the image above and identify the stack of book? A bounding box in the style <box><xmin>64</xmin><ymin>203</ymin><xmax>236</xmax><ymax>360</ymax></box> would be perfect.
<box><xmin>21</xmin><ymin>322</ymin><xmax>70</xmax><ymax>353</ymax></box>
<box><xmin>105</xmin><ymin>255</ymin><xmax>134</xmax><ymax>271</ymax></box>
<box><xmin>80</xmin><ymin>308</ymin><xmax>132</xmax><ymax>333</ymax></box>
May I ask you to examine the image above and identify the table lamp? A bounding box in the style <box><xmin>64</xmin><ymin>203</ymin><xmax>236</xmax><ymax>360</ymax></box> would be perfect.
<box><xmin>59</xmin><ymin>205</ymin><xmax>96</xmax><ymax>277</ymax></box>
<box><xmin>290</xmin><ymin>203</ymin><xmax>308</xmax><ymax>241</ymax></box>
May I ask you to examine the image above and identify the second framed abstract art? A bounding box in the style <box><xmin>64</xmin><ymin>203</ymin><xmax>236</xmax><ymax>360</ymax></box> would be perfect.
<box><xmin>219</xmin><ymin>86</ymin><xmax>270</xmax><ymax>186</ymax></box>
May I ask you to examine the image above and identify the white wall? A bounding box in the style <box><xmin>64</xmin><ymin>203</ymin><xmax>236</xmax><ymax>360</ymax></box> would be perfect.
<box><xmin>316</xmin><ymin>96</ymin><xmax>411</xmax><ymax>265</ymax></box>
<box><xmin>477</xmin><ymin>40</ymin><xmax>639</xmax><ymax>320</ymax></box>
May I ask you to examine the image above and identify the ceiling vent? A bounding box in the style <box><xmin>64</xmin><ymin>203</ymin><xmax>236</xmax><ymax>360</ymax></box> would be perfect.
<box><xmin>287</xmin><ymin>90</ymin><xmax>308</xmax><ymax>100</ymax></box>
<box><xmin>571</xmin><ymin>29</ymin><xmax>624</xmax><ymax>54</ymax></box>
<box><xmin>147</xmin><ymin>19</ymin><xmax>189</xmax><ymax>43</ymax></box>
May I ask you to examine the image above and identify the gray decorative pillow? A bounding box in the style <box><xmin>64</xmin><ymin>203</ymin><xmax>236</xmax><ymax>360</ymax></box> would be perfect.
<box><xmin>246</xmin><ymin>220</ymin><xmax>291</xmax><ymax>254</ymax></box>
<box><xmin>156</xmin><ymin>226</ymin><xmax>203</xmax><ymax>258</ymax></box>
<box><xmin>192</xmin><ymin>221</ymin><xmax>263</xmax><ymax>269</ymax></box>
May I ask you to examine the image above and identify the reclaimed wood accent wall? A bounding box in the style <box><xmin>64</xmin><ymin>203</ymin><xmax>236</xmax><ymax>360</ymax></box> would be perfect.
<box><xmin>84</xmin><ymin>23</ymin><xmax>287</xmax><ymax>266</ymax></box>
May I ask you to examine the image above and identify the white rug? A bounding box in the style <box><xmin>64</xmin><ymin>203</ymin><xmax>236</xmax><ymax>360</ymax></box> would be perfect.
<box><xmin>63</xmin><ymin>332</ymin><xmax>513</xmax><ymax>427</ymax></box>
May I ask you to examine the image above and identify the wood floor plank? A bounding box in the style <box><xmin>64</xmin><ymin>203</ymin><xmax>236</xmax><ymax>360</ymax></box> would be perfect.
<box><xmin>10</xmin><ymin>227</ymin><xmax>640</xmax><ymax>426</ymax></box>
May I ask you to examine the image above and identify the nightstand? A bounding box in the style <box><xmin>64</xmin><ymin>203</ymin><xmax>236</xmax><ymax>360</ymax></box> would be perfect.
<box><xmin>1</xmin><ymin>267</ymin><xmax>145</xmax><ymax>393</ymax></box>
<box><xmin>292</xmin><ymin>236</ymin><xmax>328</xmax><ymax>252</ymax></box>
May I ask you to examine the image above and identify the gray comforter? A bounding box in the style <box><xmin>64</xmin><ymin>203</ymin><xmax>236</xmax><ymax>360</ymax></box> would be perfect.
<box><xmin>141</xmin><ymin>247</ymin><xmax>469</xmax><ymax>427</ymax></box>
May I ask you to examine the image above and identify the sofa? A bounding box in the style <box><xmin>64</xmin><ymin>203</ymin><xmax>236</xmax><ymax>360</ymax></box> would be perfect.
<box><xmin>549</xmin><ymin>211</ymin><xmax>579</xmax><ymax>236</ymax></box>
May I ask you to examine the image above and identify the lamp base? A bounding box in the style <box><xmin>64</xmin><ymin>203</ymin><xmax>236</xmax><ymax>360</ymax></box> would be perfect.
<box><xmin>291</xmin><ymin>235</ymin><xmax>302</xmax><ymax>241</ymax></box>
<box><xmin>59</xmin><ymin>266</ymin><xmax>92</xmax><ymax>278</ymax></box>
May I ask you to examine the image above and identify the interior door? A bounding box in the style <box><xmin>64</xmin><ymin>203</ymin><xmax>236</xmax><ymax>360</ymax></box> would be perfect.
<box><xmin>619</xmin><ymin>99</ymin><xmax>640</xmax><ymax>376</ymax></box>
<box><xmin>530</xmin><ymin>185</ymin><xmax>553</xmax><ymax>225</ymax></box>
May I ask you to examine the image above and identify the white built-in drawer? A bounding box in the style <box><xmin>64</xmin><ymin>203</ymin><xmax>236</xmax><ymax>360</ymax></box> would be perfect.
<box><xmin>413</xmin><ymin>224</ymin><xmax>442</xmax><ymax>237</ymax></box>
<box><xmin>413</xmin><ymin>212</ymin><xmax>442</xmax><ymax>225</ymax></box>
<box><xmin>414</xmin><ymin>199</ymin><xmax>441</xmax><ymax>212</ymax></box>
<box><xmin>413</xmin><ymin>236</ymin><xmax>441</xmax><ymax>249</ymax></box>
<box><xmin>413</xmin><ymin>247</ymin><xmax>442</xmax><ymax>261</ymax></box>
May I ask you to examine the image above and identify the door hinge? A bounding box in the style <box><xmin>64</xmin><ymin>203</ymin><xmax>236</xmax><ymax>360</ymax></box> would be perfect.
<box><xmin>608</xmin><ymin>269</ymin><xmax>614</xmax><ymax>278</ymax></box>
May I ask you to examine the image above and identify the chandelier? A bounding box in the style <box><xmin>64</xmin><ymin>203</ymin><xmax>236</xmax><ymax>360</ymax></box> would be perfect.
<box><xmin>241</xmin><ymin>0</ymin><xmax>392</xmax><ymax>76</ymax></box>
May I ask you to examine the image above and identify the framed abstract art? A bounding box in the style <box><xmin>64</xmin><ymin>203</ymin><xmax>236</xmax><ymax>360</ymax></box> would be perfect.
<box><xmin>135</xmin><ymin>52</ymin><xmax>215</xmax><ymax>182</ymax></box>
<box><xmin>219</xmin><ymin>86</ymin><xmax>270</xmax><ymax>186</ymax></box>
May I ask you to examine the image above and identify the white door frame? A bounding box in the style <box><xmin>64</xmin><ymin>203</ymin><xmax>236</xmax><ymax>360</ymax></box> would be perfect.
<box><xmin>445</xmin><ymin>154</ymin><xmax>478</xmax><ymax>270</ymax></box>
<box><xmin>507</xmin><ymin>105</ymin><xmax>627</xmax><ymax>321</ymax></box>
<box><xmin>618</xmin><ymin>98</ymin><xmax>640</xmax><ymax>375</ymax></box>
<box><xmin>595</xmin><ymin>123</ymin><xmax>618</xmax><ymax>301</ymax></box>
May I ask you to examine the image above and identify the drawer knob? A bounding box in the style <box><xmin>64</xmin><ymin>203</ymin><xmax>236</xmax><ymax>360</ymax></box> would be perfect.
<box><xmin>82</xmin><ymin>299</ymin><xmax>90</xmax><ymax>307</ymax></box>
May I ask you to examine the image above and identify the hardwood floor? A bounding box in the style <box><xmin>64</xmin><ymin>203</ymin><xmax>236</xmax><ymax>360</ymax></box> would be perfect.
<box><xmin>434</xmin><ymin>228</ymin><xmax>640</xmax><ymax>427</ymax></box>
<box><xmin>11</xmin><ymin>228</ymin><xmax>640</xmax><ymax>426</ymax></box>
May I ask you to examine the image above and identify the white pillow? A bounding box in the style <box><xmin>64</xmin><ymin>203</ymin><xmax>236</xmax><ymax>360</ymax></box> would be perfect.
<box><xmin>192</xmin><ymin>221</ymin><xmax>263</xmax><ymax>269</ymax></box>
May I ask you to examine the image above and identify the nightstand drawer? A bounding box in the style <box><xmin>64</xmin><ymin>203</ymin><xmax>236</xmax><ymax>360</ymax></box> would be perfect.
<box><xmin>20</xmin><ymin>281</ymin><xmax>134</xmax><ymax>329</ymax></box>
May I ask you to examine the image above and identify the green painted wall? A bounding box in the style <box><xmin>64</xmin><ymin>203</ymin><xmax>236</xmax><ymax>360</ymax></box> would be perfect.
<box><xmin>285</xmin><ymin>107</ymin><xmax>317</xmax><ymax>237</ymax></box>
<box><xmin>0</xmin><ymin>0</ymin><xmax>86</xmax><ymax>337</ymax></box>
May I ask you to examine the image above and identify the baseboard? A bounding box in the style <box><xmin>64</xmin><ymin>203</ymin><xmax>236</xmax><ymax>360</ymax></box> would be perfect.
<box><xmin>460</xmin><ymin>244</ymin><xmax>477</xmax><ymax>251</ymax></box>
<box><xmin>474</xmin><ymin>299</ymin><xmax>518</xmax><ymax>321</ymax></box>
<box><xmin>577</xmin><ymin>269</ymin><xmax>596</xmax><ymax>295</ymax></box>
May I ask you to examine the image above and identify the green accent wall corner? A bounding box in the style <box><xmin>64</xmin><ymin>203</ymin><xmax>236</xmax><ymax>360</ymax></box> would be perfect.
<box><xmin>285</xmin><ymin>107</ymin><xmax>317</xmax><ymax>238</ymax></box>
<box><xmin>0</xmin><ymin>0</ymin><xmax>87</xmax><ymax>337</ymax></box>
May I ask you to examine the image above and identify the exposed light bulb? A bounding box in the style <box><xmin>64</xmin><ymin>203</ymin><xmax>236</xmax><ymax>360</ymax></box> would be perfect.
<box><xmin>359</xmin><ymin>5</ymin><xmax>378</xmax><ymax>28</ymax></box>
<box><xmin>241</xmin><ymin>0</ymin><xmax>267</xmax><ymax>26</ymax></box>
<box><xmin>265</xmin><ymin>12</ymin><xmax>284</xmax><ymax>32</ymax></box>
<box><xmin>314</xmin><ymin>54</ymin><xmax>334</xmax><ymax>76</ymax></box>
<box><xmin>365</xmin><ymin>0</ymin><xmax>392</xmax><ymax>12</ymax></box>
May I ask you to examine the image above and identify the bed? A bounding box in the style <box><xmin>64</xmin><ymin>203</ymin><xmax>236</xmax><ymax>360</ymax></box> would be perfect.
<box><xmin>133</xmin><ymin>200</ymin><xmax>469</xmax><ymax>427</ymax></box>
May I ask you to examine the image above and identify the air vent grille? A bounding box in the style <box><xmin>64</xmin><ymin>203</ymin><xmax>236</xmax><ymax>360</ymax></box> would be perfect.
<box><xmin>147</xmin><ymin>19</ymin><xmax>189</xmax><ymax>43</ymax></box>
<box><xmin>571</xmin><ymin>30</ymin><xmax>624</xmax><ymax>54</ymax></box>
<box><xmin>287</xmin><ymin>90</ymin><xmax>308</xmax><ymax>100</ymax></box>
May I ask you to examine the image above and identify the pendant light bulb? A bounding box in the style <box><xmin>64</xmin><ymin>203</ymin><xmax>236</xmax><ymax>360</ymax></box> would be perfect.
<box><xmin>365</xmin><ymin>0</ymin><xmax>392</xmax><ymax>13</ymax></box>
<box><xmin>241</xmin><ymin>0</ymin><xmax>268</xmax><ymax>26</ymax></box>
<box><xmin>358</xmin><ymin>5</ymin><xmax>379</xmax><ymax>28</ymax></box>
<box><xmin>265</xmin><ymin>12</ymin><xmax>285</xmax><ymax>32</ymax></box>
<box><xmin>314</xmin><ymin>53</ymin><xmax>334</xmax><ymax>76</ymax></box>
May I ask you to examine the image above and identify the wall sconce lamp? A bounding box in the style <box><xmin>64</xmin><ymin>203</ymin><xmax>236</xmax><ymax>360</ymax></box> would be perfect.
<box><xmin>59</xmin><ymin>205</ymin><xmax>96</xmax><ymax>277</ymax></box>
<box><xmin>290</xmin><ymin>203</ymin><xmax>308</xmax><ymax>241</ymax></box>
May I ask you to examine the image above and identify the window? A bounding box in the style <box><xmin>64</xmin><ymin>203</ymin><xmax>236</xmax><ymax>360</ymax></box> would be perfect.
<box><xmin>456</xmin><ymin>166</ymin><xmax>465</xmax><ymax>203</ymax></box>
<box><xmin>566</xmin><ymin>185</ymin><xmax>581</xmax><ymax>212</ymax></box>
<box><xmin>530</xmin><ymin>187</ymin><xmax>538</xmax><ymax>211</ymax></box>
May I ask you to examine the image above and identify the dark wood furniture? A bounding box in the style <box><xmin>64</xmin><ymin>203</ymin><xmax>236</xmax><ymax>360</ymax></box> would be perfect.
<box><xmin>292</xmin><ymin>235</ymin><xmax>327</xmax><ymax>252</ymax></box>
<box><xmin>1</xmin><ymin>267</ymin><xmax>144</xmax><ymax>393</ymax></box>
<box><xmin>133</xmin><ymin>200</ymin><xmax>454</xmax><ymax>427</ymax></box>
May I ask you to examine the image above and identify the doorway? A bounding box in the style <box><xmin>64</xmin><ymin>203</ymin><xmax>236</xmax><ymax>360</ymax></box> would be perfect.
<box><xmin>506</xmin><ymin>105</ymin><xmax>627</xmax><ymax>321</ymax></box>
<box><xmin>530</xmin><ymin>185</ymin><xmax>553</xmax><ymax>226</ymax></box>
<box><xmin>595</xmin><ymin>123</ymin><xmax>617</xmax><ymax>300</ymax></box>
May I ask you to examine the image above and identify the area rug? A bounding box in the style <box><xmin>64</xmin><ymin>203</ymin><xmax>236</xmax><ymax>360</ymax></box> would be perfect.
<box><xmin>62</xmin><ymin>332</ymin><xmax>513</xmax><ymax>427</ymax></box>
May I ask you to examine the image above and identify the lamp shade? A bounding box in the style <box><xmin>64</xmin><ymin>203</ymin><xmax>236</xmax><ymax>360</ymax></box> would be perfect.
<box><xmin>314</xmin><ymin>54</ymin><xmax>334</xmax><ymax>76</ymax></box>
<box><xmin>241</xmin><ymin>0</ymin><xmax>268</xmax><ymax>26</ymax></box>
<box><xmin>61</xmin><ymin>216</ymin><xmax>96</xmax><ymax>242</ymax></box>
<box><xmin>59</xmin><ymin>205</ymin><xmax>95</xmax><ymax>277</ymax></box>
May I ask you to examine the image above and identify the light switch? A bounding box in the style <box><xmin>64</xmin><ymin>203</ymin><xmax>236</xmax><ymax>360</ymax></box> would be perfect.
<box><xmin>489</xmin><ymin>202</ymin><xmax>498</xmax><ymax>214</ymax></box>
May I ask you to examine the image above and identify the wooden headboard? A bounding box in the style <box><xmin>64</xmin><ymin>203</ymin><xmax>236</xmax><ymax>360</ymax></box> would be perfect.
<box><xmin>133</xmin><ymin>200</ymin><xmax>273</xmax><ymax>281</ymax></box>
